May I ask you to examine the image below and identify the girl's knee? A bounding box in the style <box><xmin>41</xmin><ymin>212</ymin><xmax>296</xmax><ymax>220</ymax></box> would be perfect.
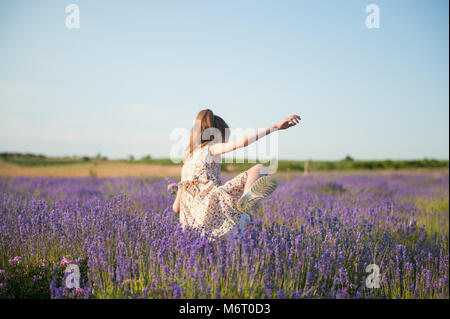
<box><xmin>252</xmin><ymin>164</ymin><xmax>266</xmax><ymax>175</ymax></box>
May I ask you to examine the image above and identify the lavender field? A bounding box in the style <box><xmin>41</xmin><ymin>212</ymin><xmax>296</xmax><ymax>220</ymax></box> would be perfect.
<box><xmin>0</xmin><ymin>171</ymin><xmax>448</xmax><ymax>299</ymax></box>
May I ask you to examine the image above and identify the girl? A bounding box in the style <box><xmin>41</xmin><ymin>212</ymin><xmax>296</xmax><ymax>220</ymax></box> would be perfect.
<box><xmin>172</xmin><ymin>109</ymin><xmax>301</xmax><ymax>239</ymax></box>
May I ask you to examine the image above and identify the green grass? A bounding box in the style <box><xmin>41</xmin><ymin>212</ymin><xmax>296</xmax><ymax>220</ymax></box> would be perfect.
<box><xmin>415</xmin><ymin>197</ymin><xmax>449</xmax><ymax>236</ymax></box>
<box><xmin>219</xmin><ymin>158</ymin><xmax>449</xmax><ymax>172</ymax></box>
<box><xmin>2</xmin><ymin>152</ymin><xmax>448</xmax><ymax>172</ymax></box>
<box><xmin>0</xmin><ymin>153</ymin><xmax>87</xmax><ymax>166</ymax></box>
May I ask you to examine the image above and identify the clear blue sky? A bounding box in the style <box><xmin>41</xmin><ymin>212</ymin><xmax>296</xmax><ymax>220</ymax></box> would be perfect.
<box><xmin>0</xmin><ymin>0</ymin><xmax>448</xmax><ymax>160</ymax></box>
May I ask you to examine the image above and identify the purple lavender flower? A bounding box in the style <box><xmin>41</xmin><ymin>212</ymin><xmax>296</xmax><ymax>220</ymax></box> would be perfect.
<box><xmin>0</xmin><ymin>172</ymin><xmax>447</xmax><ymax>299</ymax></box>
<box><xmin>8</xmin><ymin>256</ymin><xmax>21</xmax><ymax>266</ymax></box>
<box><xmin>167</xmin><ymin>182</ymin><xmax>178</xmax><ymax>195</ymax></box>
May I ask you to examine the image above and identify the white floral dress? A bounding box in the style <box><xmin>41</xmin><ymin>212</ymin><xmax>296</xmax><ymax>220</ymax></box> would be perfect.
<box><xmin>178</xmin><ymin>142</ymin><xmax>250</xmax><ymax>239</ymax></box>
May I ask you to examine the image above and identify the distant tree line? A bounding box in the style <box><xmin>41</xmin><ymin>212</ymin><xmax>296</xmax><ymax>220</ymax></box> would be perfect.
<box><xmin>1</xmin><ymin>152</ymin><xmax>448</xmax><ymax>171</ymax></box>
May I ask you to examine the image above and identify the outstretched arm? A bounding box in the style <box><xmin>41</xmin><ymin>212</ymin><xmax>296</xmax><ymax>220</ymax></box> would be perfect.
<box><xmin>209</xmin><ymin>114</ymin><xmax>301</xmax><ymax>156</ymax></box>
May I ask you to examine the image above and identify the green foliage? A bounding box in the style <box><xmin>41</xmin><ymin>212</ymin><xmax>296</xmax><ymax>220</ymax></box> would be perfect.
<box><xmin>220</xmin><ymin>158</ymin><xmax>449</xmax><ymax>172</ymax></box>
<box><xmin>0</xmin><ymin>258</ymin><xmax>52</xmax><ymax>298</ymax></box>
<box><xmin>0</xmin><ymin>152</ymin><xmax>80</xmax><ymax>166</ymax></box>
<box><xmin>0</xmin><ymin>256</ymin><xmax>90</xmax><ymax>299</ymax></box>
<box><xmin>344</xmin><ymin>155</ymin><xmax>354</xmax><ymax>162</ymax></box>
<box><xmin>140</xmin><ymin>155</ymin><xmax>152</xmax><ymax>162</ymax></box>
<box><xmin>415</xmin><ymin>197</ymin><xmax>449</xmax><ymax>236</ymax></box>
<box><xmin>1</xmin><ymin>152</ymin><xmax>448</xmax><ymax>171</ymax></box>
<box><xmin>135</xmin><ymin>158</ymin><xmax>182</xmax><ymax>165</ymax></box>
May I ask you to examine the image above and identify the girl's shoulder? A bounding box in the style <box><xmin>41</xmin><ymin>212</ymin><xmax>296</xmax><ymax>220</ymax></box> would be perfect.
<box><xmin>197</xmin><ymin>142</ymin><xmax>216</xmax><ymax>155</ymax></box>
<box><xmin>183</xmin><ymin>144</ymin><xmax>209</xmax><ymax>161</ymax></box>
<box><xmin>184</xmin><ymin>141</ymin><xmax>219</xmax><ymax>162</ymax></box>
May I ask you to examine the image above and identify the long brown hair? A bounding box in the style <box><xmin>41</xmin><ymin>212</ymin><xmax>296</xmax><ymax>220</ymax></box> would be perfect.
<box><xmin>187</xmin><ymin>109</ymin><xmax>229</xmax><ymax>157</ymax></box>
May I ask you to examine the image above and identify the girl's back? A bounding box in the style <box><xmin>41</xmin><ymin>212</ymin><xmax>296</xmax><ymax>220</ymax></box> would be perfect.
<box><xmin>178</xmin><ymin>142</ymin><xmax>249</xmax><ymax>239</ymax></box>
<box><xmin>181</xmin><ymin>143</ymin><xmax>221</xmax><ymax>186</ymax></box>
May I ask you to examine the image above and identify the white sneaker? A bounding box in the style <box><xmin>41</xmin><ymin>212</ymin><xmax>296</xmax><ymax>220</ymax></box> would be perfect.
<box><xmin>237</xmin><ymin>176</ymin><xmax>278</xmax><ymax>213</ymax></box>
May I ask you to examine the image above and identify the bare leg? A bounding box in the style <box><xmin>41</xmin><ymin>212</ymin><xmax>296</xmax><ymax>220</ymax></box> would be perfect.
<box><xmin>244</xmin><ymin>164</ymin><xmax>267</xmax><ymax>193</ymax></box>
<box><xmin>237</xmin><ymin>164</ymin><xmax>277</xmax><ymax>213</ymax></box>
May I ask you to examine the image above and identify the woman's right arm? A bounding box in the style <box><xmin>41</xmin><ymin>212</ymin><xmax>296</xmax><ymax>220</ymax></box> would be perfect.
<box><xmin>209</xmin><ymin>114</ymin><xmax>301</xmax><ymax>156</ymax></box>
<box><xmin>172</xmin><ymin>188</ymin><xmax>181</xmax><ymax>213</ymax></box>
